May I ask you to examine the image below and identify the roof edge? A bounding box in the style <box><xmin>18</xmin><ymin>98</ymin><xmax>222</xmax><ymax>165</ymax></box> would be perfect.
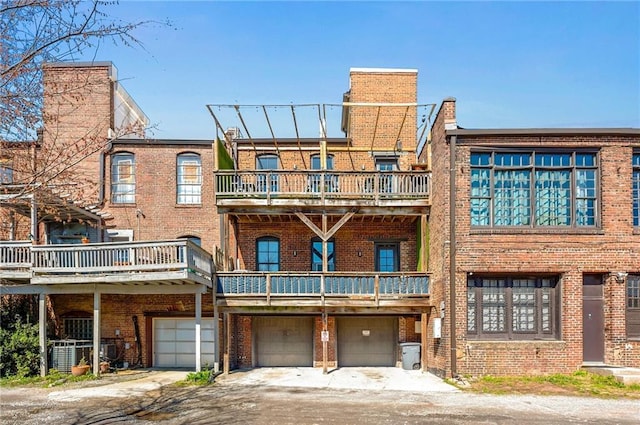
<box><xmin>447</xmin><ymin>128</ymin><xmax>640</xmax><ymax>137</ymax></box>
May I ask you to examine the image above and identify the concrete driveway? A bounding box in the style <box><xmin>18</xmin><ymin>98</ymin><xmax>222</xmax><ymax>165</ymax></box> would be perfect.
<box><xmin>217</xmin><ymin>367</ymin><xmax>458</xmax><ymax>393</ymax></box>
<box><xmin>45</xmin><ymin>367</ymin><xmax>455</xmax><ymax>402</ymax></box>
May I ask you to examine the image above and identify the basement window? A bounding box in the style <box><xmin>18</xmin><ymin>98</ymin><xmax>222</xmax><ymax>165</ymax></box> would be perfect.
<box><xmin>63</xmin><ymin>318</ymin><xmax>93</xmax><ymax>340</ymax></box>
<box><xmin>467</xmin><ymin>275</ymin><xmax>560</xmax><ymax>340</ymax></box>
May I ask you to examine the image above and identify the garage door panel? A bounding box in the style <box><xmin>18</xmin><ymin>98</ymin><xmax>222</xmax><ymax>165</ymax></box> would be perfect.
<box><xmin>155</xmin><ymin>320</ymin><xmax>177</xmax><ymax>330</ymax></box>
<box><xmin>255</xmin><ymin>317</ymin><xmax>313</xmax><ymax>367</ymax></box>
<box><xmin>338</xmin><ymin>317</ymin><xmax>396</xmax><ymax>367</ymax></box>
<box><xmin>176</xmin><ymin>329</ymin><xmax>195</xmax><ymax>341</ymax></box>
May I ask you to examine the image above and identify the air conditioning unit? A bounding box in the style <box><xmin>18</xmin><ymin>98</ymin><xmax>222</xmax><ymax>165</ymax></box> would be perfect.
<box><xmin>50</xmin><ymin>340</ymin><xmax>92</xmax><ymax>373</ymax></box>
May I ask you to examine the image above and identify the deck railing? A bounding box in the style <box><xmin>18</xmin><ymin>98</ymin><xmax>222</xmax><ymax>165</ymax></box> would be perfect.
<box><xmin>214</xmin><ymin>170</ymin><xmax>431</xmax><ymax>201</ymax></box>
<box><xmin>216</xmin><ymin>272</ymin><xmax>429</xmax><ymax>297</ymax></box>
<box><xmin>0</xmin><ymin>241</ymin><xmax>32</xmax><ymax>273</ymax></box>
<box><xmin>0</xmin><ymin>240</ymin><xmax>213</xmax><ymax>280</ymax></box>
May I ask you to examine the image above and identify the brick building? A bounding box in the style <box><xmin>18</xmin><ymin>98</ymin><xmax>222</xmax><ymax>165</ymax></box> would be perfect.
<box><xmin>1</xmin><ymin>62</ymin><xmax>639</xmax><ymax>378</ymax></box>
<box><xmin>423</xmin><ymin>98</ymin><xmax>640</xmax><ymax>377</ymax></box>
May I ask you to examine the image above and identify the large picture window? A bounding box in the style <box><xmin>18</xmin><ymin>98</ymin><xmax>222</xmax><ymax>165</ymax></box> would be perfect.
<box><xmin>467</xmin><ymin>276</ymin><xmax>560</xmax><ymax>340</ymax></box>
<box><xmin>471</xmin><ymin>151</ymin><xmax>598</xmax><ymax>228</ymax></box>
<box><xmin>177</xmin><ymin>153</ymin><xmax>202</xmax><ymax>204</ymax></box>
<box><xmin>256</xmin><ymin>236</ymin><xmax>279</xmax><ymax>271</ymax></box>
<box><xmin>633</xmin><ymin>153</ymin><xmax>639</xmax><ymax>227</ymax></box>
<box><xmin>111</xmin><ymin>153</ymin><xmax>135</xmax><ymax>204</ymax></box>
<box><xmin>628</xmin><ymin>274</ymin><xmax>640</xmax><ymax>339</ymax></box>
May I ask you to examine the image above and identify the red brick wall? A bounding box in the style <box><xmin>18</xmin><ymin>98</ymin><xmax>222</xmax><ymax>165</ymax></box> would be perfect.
<box><xmin>428</xmin><ymin>124</ymin><xmax>640</xmax><ymax>376</ymax></box>
<box><xmin>422</xmin><ymin>99</ymin><xmax>456</xmax><ymax>376</ymax></box>
<box><xmin>42</xmin><ymin>64</ymin><xmax>113</xmax><ymax>204</ymax></box>
<box><xmin>102</xmin><ymin>143</ymin><xmax>219</xmax><ymax>252</ymax></box>
<box><xmin>236</xmin><ymin>220</ymin><xmax>417</xmax><ymax>272</ymax></box>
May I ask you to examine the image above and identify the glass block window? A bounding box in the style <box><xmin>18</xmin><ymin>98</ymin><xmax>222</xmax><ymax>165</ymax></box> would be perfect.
<box><xmin>471</xmin><ymin>151</ymin><xmax>598</xmax><ymax>228</ymax></box>
<box><xmin>633</xmin><ymin>153</ymin><xmax>639</xmax><ymax>227</ymax></box>
<box><xmin>64</xmin><ymin>318</ymin><xmax>93</xmax><ymax>339</ymax></box>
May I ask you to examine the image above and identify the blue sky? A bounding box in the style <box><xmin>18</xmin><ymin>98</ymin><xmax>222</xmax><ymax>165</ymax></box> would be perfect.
<box><xmin>80</xmin><ymin>1</ymin><xmax>640</xmax><ymax>139</ymax></box>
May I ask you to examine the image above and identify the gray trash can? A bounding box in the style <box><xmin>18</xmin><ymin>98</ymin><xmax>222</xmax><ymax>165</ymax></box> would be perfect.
<box><xmin>400</xmin><ymin>342</ymin><xmax>421</xmax><ymax>370</ymax></box>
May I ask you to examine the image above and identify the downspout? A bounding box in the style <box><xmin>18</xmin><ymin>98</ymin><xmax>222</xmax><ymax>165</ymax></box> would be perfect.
<box><xmin>449</xmin><ymin>134</ymin><xmax>457</xmax><ymax>378</ymax></box>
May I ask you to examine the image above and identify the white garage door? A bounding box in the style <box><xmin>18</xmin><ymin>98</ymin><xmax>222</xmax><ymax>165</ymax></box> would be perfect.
<box><xmin>154</xmin><ymin>318</ymin><xmax>215</xmax><ymax>368</ymax></box>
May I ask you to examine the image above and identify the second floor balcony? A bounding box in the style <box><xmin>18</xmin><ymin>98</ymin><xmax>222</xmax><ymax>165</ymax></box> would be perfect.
<box><xmin>216</xmin><ymin>271</ymin><xmax>430</xmax><ymax>309</ymax></box>
<box><xmin>214</xmin><ymin>170</ymin><xmax>431</xmax><ymax>215</ymax></box>
<box><xmin>0</xmin><ymin>240</ymin><xmax>214</xmax><ymax>287</ymax></box>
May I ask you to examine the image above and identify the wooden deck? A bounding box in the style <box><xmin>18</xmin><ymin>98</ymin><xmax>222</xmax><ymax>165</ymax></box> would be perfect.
<box><xmin>0</xmin><ymin>240</ymin><xmax>214</xmax><ymax>287</ymax></box>
<box><xmin>214</xmin><ymin>170</ymin><xmax>431</xmax><ymax>214</ymax></box>
<box><xmin>216</xmin><ymin>271</ymin><xmax>430</xmax><ymax>311</ymax></box>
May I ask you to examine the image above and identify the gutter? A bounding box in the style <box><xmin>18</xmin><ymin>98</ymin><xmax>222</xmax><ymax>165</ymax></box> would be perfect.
<box><xmin>449</xmin><ymin>134</ymin><xmax>457</xmax><ymax>378</ymax></box>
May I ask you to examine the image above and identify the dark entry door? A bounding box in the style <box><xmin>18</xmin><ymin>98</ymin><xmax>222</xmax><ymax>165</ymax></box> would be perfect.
<box><xmin>583</xmin><ymin>275</ymin><xmax>604</xmax><ymax>362</ymax></box>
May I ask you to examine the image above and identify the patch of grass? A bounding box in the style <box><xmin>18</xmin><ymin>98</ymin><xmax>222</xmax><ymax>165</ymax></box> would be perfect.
<box><xmin>0</xmin><ymin>368</ymin><xmax>99</xmax><ymax>388</ymax></box>
<box><xmin>461</xmin><ymin>370</ymin><xmax>640</xmax><ymax>399</ymax></box>
<box><xmin>184</xmin><ymin>369</ymin><xmax>215</xmax><ymax>385</ymax></box>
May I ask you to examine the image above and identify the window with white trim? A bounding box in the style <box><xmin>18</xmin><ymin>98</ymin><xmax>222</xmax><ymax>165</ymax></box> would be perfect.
<box><xmin>177</xmin><ymin>153</ymin><xmax>202</xmax><ymax>204</ymax></box>
<box><xmin>111</xmin><ymin>153</ymin><xmax>135</xmax><ymax>203</ymax></box>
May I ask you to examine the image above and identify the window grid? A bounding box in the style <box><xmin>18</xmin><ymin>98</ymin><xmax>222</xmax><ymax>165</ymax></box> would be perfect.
<box><xmin>257</xmin><ymin>237</ymin><xmax>279</xmax><ymax>271</ymax></box>
<box><xmin>111</xmin><ymin>153</ymin><xmax>135</xmax><ymax>204</ymax></box>
<box><xmin>177</xmin><ymin>154</ymin><xmax>202</xmax><ymax>204</ymax></box>
<box><xmin>633</xmin><ymin>153</ymin><xmax>640</xmax><ymax>227</ymax></box>
<box><xmin>470</xmin><ymin>151</ymin><xmax>598</xmax><ymax>228</ymax></box>
<box><xmin>628</xmin><ymin>275</ymin><xmax>640</xmax><ymax>309</ymax></box>
<box><xmin>0</xmin><ymin>158</ymin><xmax>13</xmax><ymax>183</ymax></box>
<box><xmin>64</xmin><ymin>318</ymin><xmax>93</xmax><ymax>339</ymax></box>
<box><xmin>467</xmin><ymin>276</ymin><xmax>559</xmax><ymax>340</ymax></box>
<box><xmin>311</xmin><ymin>239</ymin><xmax>335</xmax><ymax>271</ymax></box>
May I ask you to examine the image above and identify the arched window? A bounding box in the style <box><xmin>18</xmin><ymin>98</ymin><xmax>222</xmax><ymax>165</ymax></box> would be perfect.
<box><xmin>311</xmin><ymin>237</ymin><xmax>335</xmax><ymax>271</ymax></box>
<box><xmin>256</xmin><ymin>154</ymin><xmax>279</xmax><ymax>192</ymax></box>
<box><xmin>111</xmin><ymin>153</ymin><xmax>135</xmax><ymax>203</ymax></box>
<box><xmin>179</xmin><ymin>235</ymin><xmax>201</xmax><ymax>246</ymax></box>
<box><xmin>310</xmin><ymin>154</ymin><xmax>336</xmax><ymax>192</ymax></box>
<box><xmin>177</xmin><ymin>153</ymin><xmax>202</xmax><ymax>204</ymax></box>
<box><xmin>256</xmin><ymin>236</ymin><xmax>280</xmax><ymax>271</ymax></box>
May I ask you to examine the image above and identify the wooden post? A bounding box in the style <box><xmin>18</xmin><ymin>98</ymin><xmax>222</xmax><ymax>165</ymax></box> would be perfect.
<box><xmin>93</xmin><ymin>292</ymin><xmax>101</xmax><ymax>376</ymax></box>
<box><xmin>322</xmin><ymin>311</ymin><xmax>328</xmax><ymax>374</ymax></box>
<box><xmin>38</xmin><ymin>292</ymin><xmax>47</xmax><ymax>377</ymax></box>
<box><xmin>223</xmin><ymin>312</ymin><xmax>230</xmax><ymax>374</ymax></box>
<box><xmin>195</xmin><ymin>291</ymin><xmax>202</xmax><ymax>372</ymax></box>
<box><xmin>421</xmin><ymin>312</ymin><xmax>428</xmax><ymax>372</ymax></box>
<box><xmin>213</xmin><ymin>289</ymin><xmax>220</xmax><ymax>373</ymax></box>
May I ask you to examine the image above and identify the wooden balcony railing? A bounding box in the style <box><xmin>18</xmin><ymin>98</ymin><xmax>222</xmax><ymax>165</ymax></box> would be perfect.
<box><xmin>214</xmin><ymin>170</ymin><xmax>431</xmax><ymax>202</ymax></box>
<box><xmin>216</xmin><ymin>272</ymin><xmax>429</xmax><ymax>298</ymax></box>
<box><xmin>0</xmin><ymin>240</ymin><xmax>214</xmax><ymax>283</ymax></box>
<box><xmin>0</xmin><ymin>241</ymin><xmax>32</xmax><ymax>277</ymax></box>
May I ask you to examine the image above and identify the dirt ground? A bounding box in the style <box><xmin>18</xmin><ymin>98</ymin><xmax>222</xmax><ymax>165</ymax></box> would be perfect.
<box><xmin>1</xmin><ymin>372</ymin><xmax>640</xmax><ymax>425</ymax></box>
